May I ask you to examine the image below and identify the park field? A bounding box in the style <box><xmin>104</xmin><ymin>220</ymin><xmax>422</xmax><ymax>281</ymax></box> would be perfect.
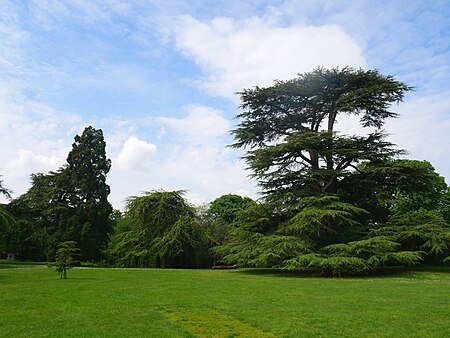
<box><xmin>0</xmin><ymin>262</ymin><xmax>449</xmax><ymax>337</ymax></box>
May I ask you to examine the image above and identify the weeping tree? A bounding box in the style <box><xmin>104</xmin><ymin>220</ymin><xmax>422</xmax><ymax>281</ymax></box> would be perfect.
<box><xmin>216</xmin><ymin>67</ymin><xmax>425</xmax><ymax>274</ymax></box>
<box><xmin>152</xmin><ymin>216</ymin><xmax>210</xmax><ymax>268</ymax></box>
<box><xmin>108</xmin><ymin>190</ymin><xmax>211</xmax><ymax>268</ymax></box>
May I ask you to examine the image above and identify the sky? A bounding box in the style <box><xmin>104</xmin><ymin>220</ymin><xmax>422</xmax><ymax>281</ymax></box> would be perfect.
<box><xmin>0</xmin><ymin>0</ymin><xmax>449</xmax><ymax>210</ymax></box>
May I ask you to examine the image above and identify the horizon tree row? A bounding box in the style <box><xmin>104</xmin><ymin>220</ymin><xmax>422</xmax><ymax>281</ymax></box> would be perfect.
<box><xmin>1</xmin><ymin>67</ymin><xmax>449</xmax><ymax>275</ymax></box>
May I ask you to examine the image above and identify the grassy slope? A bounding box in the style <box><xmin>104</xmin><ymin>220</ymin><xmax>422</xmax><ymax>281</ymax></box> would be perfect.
<box><xmin>0</xmin><ymin>263</ymin><xmax>449</xmax><ymax>337</ymax></box>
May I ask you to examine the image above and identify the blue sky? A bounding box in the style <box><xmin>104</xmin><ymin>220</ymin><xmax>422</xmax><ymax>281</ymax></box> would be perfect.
<box><xmin>1</xmin><ymin>0</ymin><xmax>449</xmax><ymax>209</ymax></box>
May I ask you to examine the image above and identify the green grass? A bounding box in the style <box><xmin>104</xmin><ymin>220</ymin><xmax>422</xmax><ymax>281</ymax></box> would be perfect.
<box><xmin>0</xmin><ymin>262</ymin><xmax>449</xmax><ymax>337</ymax></box>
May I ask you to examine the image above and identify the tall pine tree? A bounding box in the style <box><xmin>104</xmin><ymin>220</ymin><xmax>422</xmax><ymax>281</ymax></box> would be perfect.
<box><xmin>66</xmin><ymin>126</ymin><xmax>113</xmax><ymax>261</ymax></box>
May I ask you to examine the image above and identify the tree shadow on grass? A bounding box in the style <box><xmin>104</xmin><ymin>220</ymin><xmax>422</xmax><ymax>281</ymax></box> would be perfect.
<box><xmin>55</xmin><ymin>278</ymin><xmax>98</xmax><ymax>281</ymax></box>
<box><xmin>235</xmin><ymin>266</ymin><xmax>450</xmax><ymax>279</ymax></box>
<box><xmin>0</xmin><ymin>260</ymin><xmax>47</xmax><ymax>269</ymax></box>
<box><xmin>235</xmin><ymin>268</ymin><xmax>322</xmax><ymax>278</ymax></box>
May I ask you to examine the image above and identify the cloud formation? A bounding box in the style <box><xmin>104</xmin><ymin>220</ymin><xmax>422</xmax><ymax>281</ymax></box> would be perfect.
<box><xmin>115</xmin><ymin>137</ymin><xmax>157</xmax><ymax>172</ymax></box>
<box><xmin>107</xmin><ymin>105</ymin><xmax>256</xmax><ymax>208</ymax></box>
<box><xmin>156</xmin><ymin>105</ymin><xmax>230</xmax><ymax>145</ymax></box>
<box><xmin>1</xmin><ymin>1</ymin><xmax>448</xmax><ymax>209</ymax></box>
<box><xmin>387</xmin><ymin>92</ymin><xmax>450</xmax><ymax>179</ymax></box>
<box><xmin>172</xmin><ymin>14</ymin><xmax>366</xmax><ymax>98</ymax></box>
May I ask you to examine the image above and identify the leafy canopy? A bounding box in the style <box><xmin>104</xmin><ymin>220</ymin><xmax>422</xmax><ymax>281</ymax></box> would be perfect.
<box><xmin>232</xmin><ymin>67</ymin><xmax>410</xmax><ymax>199</ymax></box>
<box><xmin>214</xmin><ymin>68</ymin><xmax>430</xmax><ymax>275</ymax></box>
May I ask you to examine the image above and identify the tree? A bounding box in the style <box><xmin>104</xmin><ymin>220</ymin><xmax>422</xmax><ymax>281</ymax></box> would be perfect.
<box><xmin>107</xmin><ymin>190</ymin><xmax>210</xmax><ymax>268</ymax></box>
<box><xmin>6</xmin><ymin>170</ymin><xmax>72</xmax><ymax>261</ymax></box>
<box><xmin>0</xmin><ymin>206</ymin><xmax>15</xmax><ymax>258</ymax></box>
<box><xmin>152</xmin><ymin>216</ymin><xmax>210</xmax><ymax>268</ymax></box>
<box><xmin>208</xmin><ymin>194</ymin><xmax>257</xmax><ymax>223</ymax></box>
<box><xmin>4</xmin><ymin>127</ymin><xmax>113</xmax><ymax>262</ymax></box>
<box><xmin>216</xmin><ymin>68</ymin><xmax>424</xmax><ymax>275</ymax></box>
<box><xmin>65</xmin><ymin>126</ymin><xmax>113</xmax><ymax>261</ymax></box>
<box><xmin>339</xmin><ymin>159</ymin><xmax>450</xmax><ymax>223</ymax></box>
<box><xmin>232</xmin><ymin>67</ymin><xmax>410</xmax><ymax>201</ymax></box>
<box><xmin>205</xmin><ymin>194</ymin><xmax>258</xmax><ymax>257</ymax></box>
<box><xmin>53</xmin><ymin>241</ymin><xmax>80</xmax><ymax>279</ymax></box>
<box><xmin>0</xmin><ymin>175</ymin><xmax>12</xmax><ymax>199</ymax></box>
<box><xmin>372</xmin><ymin>209</ymin><xmax>450</xmax><ymax>264</ymax></box>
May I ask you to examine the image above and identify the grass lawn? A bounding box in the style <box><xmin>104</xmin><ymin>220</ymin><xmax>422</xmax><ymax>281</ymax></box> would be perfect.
<box><xmin>0</xmin><ymin>262</ymin><xmax>449</xmax><ymax>337</ymax></box>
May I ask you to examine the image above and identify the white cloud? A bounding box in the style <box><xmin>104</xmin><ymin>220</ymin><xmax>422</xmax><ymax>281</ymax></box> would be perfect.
<box><xmin>107</xmin><ymin>104</ymin><xmax>257</xmax><ymax>209</ymax></box>
<box><xmin>4</xmin><ymin>1</ymin><xmax>446</xmax><ymax>213</ymax></box>
<box><xmin>156</xmin><ymin>105</ymin><xmax>230</xmax><ymax>145</ymax></box>
<box><xmin>0</xmin><ymin>84</ymin><xmax>81</xmax><ymax>203</ymax></box>
<box><xmin>171</xmin><ymin>14</ymin><xmax>366</xmax><ymax>98</ymax></box>
<box><xmin>5</xmin><ymin>149</ymin><xmax>62</xmax><ymax>177</ymax></box>
<box><xmin>333</xmin><ymin>90</ymin><xmax>450</xmax><ymax>184</ymax></box>
<box><xmin>386</xmin><ymin>92</ymin><xmax>450</xmax><ymax>182</ymax></box>
<box><xmin>108</xmin><ymin>144</ymin><xmax>257</xmax><ymax>210</ymax></box>
<box><xmin>115</xmin><ymin>137</ymin><xmax>157</xmax><ymax>172</ymax></box>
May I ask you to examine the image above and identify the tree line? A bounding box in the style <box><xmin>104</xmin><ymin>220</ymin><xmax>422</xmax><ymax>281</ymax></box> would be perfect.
<box><xmin>1</xmin><ymin>67</ymin><xmax>449</xmax><ymax>275</ymax></box>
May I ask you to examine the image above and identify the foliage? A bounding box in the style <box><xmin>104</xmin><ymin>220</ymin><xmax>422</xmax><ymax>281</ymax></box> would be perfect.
<box><xmin>152</xmin><ymin>216</ymin><xmax>210</xmax><ymax>268</ymax></box>
<box><xmin>107</xmin><ymin>190</ymin><xmax>211</xmax><ymax>268</ymax></box>
<box><xmin>283</xmin><ymin>237</ymin><xmax>422</xmax><ymax>276</ymax></box>
<box><xmin>215</xmin><ymin>228</ymin><xmax>311</xmax><ymax>267</ymax></box>
<box><xmin>0</xmin><ymin>205</ymin><xmax>14</xmax><ymax>229</ymax></box>
<box><xmin>5</xmin><ymin>170</ymin><xmax>68</xmax><ymax>260</ymax></box>
<box><xmin>0</xmin><ymin>205</ymin><xmax>15</xmax><ymax>256</ymax></box>
<box><xmin>213</xmin><ymin>199</ymin><xmax>309</xmax><ymax>267</ymax></box>
<box><xmin>215</xmin><ymin>195</ymin><xmax>421</xmax><ymax>275</ymax></box>
<box><xmin>340</xmin><ymin>159</ymin><xmax>450</xmax><ymax>223</ymax></box>
<box><xmin>53</xmin><ymin>241</ymin><xmax>80</xmax><ymax>279</ymax></box>
<box><xmin>372</xmin><ymin>209</ymin><xmax>450</xmax><ymax>262</ymax></box>
<box><xmin>4</xmin><ymin>127</ymin><xmax>113</xmax><ymax>262</ymax></box>
<box><xmin>0</xmin><ymin>176</ymin><xmax>15</xmax><ymax>256</ymax></box>
<box><xmin>208</xmin><ymin>194</ymin><xmax>257</xmax><ymax>223</ymax></box>
<box><xmin>125</xmin><ymin>190</ymin><xmax>193</xmax><ymax>237</ymax></box>
<box><xmin>215</xmin><ymin>68</ymin><xmax>434</xmax><ymax>275</ymax></box>
<box><xmin>201</xmin><ymin>194</ymin><xmax>258</xmax><ymax>264</ymax></box>
<box><xmin>232</xmin><ymin>67</ymin><xmax>410</xmax><ymax>200</ymax></box>
<box><xmin>65</xmin><ymin>126</ymin><xmax>113</xmax><ymax>261</ymax></box>
<box><xmin>281</xmin><ymin>195</ymin><xmax>369</xmax><ymax>246</ymax></box>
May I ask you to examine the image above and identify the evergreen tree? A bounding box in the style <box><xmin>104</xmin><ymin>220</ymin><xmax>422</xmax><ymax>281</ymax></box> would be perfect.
<box><xmin>232</xmin><ymin>67</ymin><xmax>410</xmax><ymax>201</ymax></box>
<box><xmin>107</xmin><ymin>190</ymin><xmax>210</xmax><ymax>268</ymax></box>
<box><xmin>217</xmin><ymin>68</ymin><xmax>424</xmax><ymax>275</ymax></box>
<box><xmin>5</xmin><ymin>127</ymin><xmax>113</xmax><ymax>262</ymax></box>
<box><xmin>65</xmin><ymin>126</ymin><xmax>113</xmax><ymax>261</ymax></box>
<box><xmin>53</xmin><ymin>241</ymin><xmax>80</xmax><ymax>279</ymax></box>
